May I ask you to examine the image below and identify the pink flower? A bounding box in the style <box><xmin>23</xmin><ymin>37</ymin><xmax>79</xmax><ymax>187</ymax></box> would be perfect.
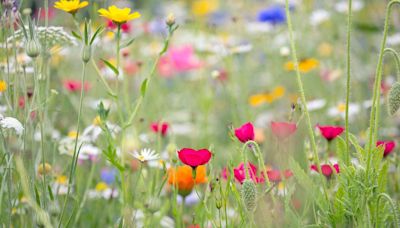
<box><xmin>63</xmin><ymin>80</ymin><xmax>90</xmax><ymax>93</ymax></box>
<box><xmin>270</xmin><ymin>121</ymin><xmax>297</xmax><ymax>139</ymax></box>
<box><xmin>376</xmin><ymin>140</ymin><xmax>396</xmax><ymax>157</ymax></box>
<box><xmin>310</xmin><ymin>164</ymin><xmax>339</xmax><ymax>178</ymax></box>
<box><xmin>233</xmin><ymin>162</ymin><xmax>263</xmax><ymax>184</ymax></box>
<box><xmin>151</xmin><ymin>122</ymin><xmax>169</xmax><ymax>137</ymax></box>
<box><xmin>266</xmin><ymin>169</ymin><xmax>293</xmax><ymax>183</ymax></box>
<box><xmin>106</xmin><ymin>19</ymin><xmax>131</xmax><ymax>33</ymax></box>
<box><xmin>177</xmin><ymin>148</ymin><xmax>212</xmax><ymax>168</ymax></box>
<box><xmin>157</xmin><ymin>45</ymin><xmax>202</xmax><ymax>78</ymax></box>
<box><xmin>234</xmin><ymin>122</ymin><xmax>255</xmax><ymax>143</ymax></box>
<box><xmin>317</xmin><ymin>125</ymin><xmax>344</xmax><ymax>141</ymax></box>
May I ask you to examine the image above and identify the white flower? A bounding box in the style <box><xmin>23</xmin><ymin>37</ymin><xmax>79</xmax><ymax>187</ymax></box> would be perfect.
<box><xmin>131</xmin><ymin>148</ymin><xmax>159</xmax><ymax>163</ymax></box>
<box><xmin>0</xmin><ymin>114</ymin><xmax>24</xmax><ymax>135</ymax></box>
<box><xmin>335</xmin><ymin>1</ymin><xmax>364</xmax><ymax>13</ymax></box>
<box><xmin>307</xmin><ymin>99</ymin><xmax>326</xmax><ymax>111</ymax></box>
<box><xmin>309</xmin><ymin>10</ymin><xmax>330</xmax><ymax>26</ymax></box>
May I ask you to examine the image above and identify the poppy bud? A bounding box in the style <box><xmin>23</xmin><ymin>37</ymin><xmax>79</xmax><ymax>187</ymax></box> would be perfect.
<box><xmin>82</xmin><ymin>45</ymin><xmax>92</xmax><ymax>63</ymax></box>
<box><xmin>35</xmin><ymin>211</ymin><xmax>50</xmax><ymax>228</ymax></box>
<box><xmin>388</xmin><ymin>82</ymin><xmax>400</xmax><ymax>115</ymax></box>
<box><xmin>26</xmin><ymin>39</ymin><xmax>41</xmax><ymax>58</ymax></box>
<box><xmin>241</xmin><ymin>179</ymin><xmax>257</xmax><ymax>212</ymax></box>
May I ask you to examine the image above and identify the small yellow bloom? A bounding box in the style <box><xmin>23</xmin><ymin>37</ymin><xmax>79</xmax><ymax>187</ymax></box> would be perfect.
<box><xmin>93</xmin><ymin>116</ymin><xmax>101</xmax><ymax>125</ymax></box>
<box><xmin>56</xmin><ymin>175</ymin><xmax>68</xmax><ymax>185</ymax></box>
<box><xmin>0</xmin><ymin>80</ymin><xmax>7</xmax><ymax>92</ymax></box>
<box><xmin>38</xmin><ymin>163</ymin><xmax>52</xmax><ymax>175</ymax></box>
<box><xmin>68</xmin><ymin>131</ymin><xmax>78</xmax><ymax>138</ymax></box>
<box><xmin>98</xmin><ymin>5</ymin><xmax>141</xmax><ymax>25</ymax></box>
<box><xmin>54</xmin><ymin>0</ymin><xmax>88</xmax><ymax>14</ymax></box>
<box><xmin>337</xmin><ymin>103</ymin><xmax>346</xmax><ymax>113</ymax></box>
<box><xmin>192</xmin><ymin>0</ymin><xmax>218</xmax><ymax>16</ymax></box>
<box><xmin>285</xmin><ymin>58</ymin><xmax>319</xmax><ymax>73</ymax></box>
<box><xmin>248</xmin><ymin>86</ymin><xmax>286</xmax><ymax>107</ymax></box>
<box><xmin>95</xmin><ymin>182</ymin><xmax>108</xmax><ymax>191</ymax></box>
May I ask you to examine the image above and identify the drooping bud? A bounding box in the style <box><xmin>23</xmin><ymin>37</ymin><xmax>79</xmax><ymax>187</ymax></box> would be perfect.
<box><xmin>35</xmin><ymin>211</ymin><xmax>50</xmax><ymax>228</ymax></box>
<box><xmin>388</xmin><ymin>82</ymin><xmax>400</xmax><ymax>115</ymax></box>
<box><xmin>81</xmin><ymin>45</ymin><xmax>92</xmax><ymax>63</ymax></box>
<box><xmin>241</xmin><ymin>179</ymin><xmax>257</xmax><ymax>212</ymax></box>
<box><xmin>26</xmin><ymin>39</ymin><xmax>41</xmax><ymax>58</ymax></box>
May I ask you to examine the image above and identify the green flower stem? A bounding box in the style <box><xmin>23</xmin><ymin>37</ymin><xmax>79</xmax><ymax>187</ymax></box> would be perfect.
<box><xmin>383</xmin><ymin>48</ymin><xmax>400</xmax><ymax>80</ymax></box>
<box><xmin>124</xmin><ymin>28</ymin><xmax>174</xmax><ymax>128</ymax></box>
<box><xmin>345</xmin><ymin>0</ymin><xmax>353</xmax><ymax>163</ymax></box>
<box><xmin>284</xmin><ymin>0</ymin><xmax>321</xmax><ymax>173</ymax></box>
<box><xmin>72</xmin><ymin>161</ymin><xmax>96</xmax><ymax>226</ymax></box>
<box><xmin>116</xmin><ymin>25</ymin><xmax>121</xmax><ymax>72</ymax></box>
<box><xmin>90</xmin><ymin>59</ymin><xmax>117</xmax><ymax>97</ymax></box>
<box><xmin>367</xmin><ymin>0</ymin><xmax>400</xmax><ymax>174</ymax></box>
<box><xmin>58</xmin><ymin>62</ymin><xmax>87</xmax><ymax>227</ymax></box>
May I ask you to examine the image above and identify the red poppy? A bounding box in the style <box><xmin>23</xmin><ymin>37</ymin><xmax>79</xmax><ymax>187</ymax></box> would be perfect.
<box><xmin>63</xmin><ymin>80</ymin><xmax>90</xmax><ymax>93</ymax></box>
<box><xmin>266</xmin><ymin>169</ymin><xmax>293</xmax><ymax>183</ymax></box>
<box><xmin>270</xmin><ymin>121</ymin><xmax>297</xmax><ymax>139</ymax></box>
<box><xmin>233</xmin><ymin>162</ymin><xmax>263</xmax><ymax>184</ymax></box>
<box><xmin>234</xmin><ymin>122</ymin><xmax>255</xmax><ymax>143</ymax></box>
<box><xmin>151</xmin><ymin>122</ymin><xmax>169</xmax><ymax>136</ymax></box>
<box><xmin>317</xmin><ymin>125</ymin><xmax>344</xmax><ymax>141</ymax></box>
<box><xmin>177</xmin><ymin>148</ymin><xmax>212</xmax><ymax>168</ymax></box>
<box><xmin>310</xmin><ymin>164</ymin><xmax>339</xmax><ymax>178</ymax></box>
<box><xmin>376</xmin><ymin>140</ymin><xmax>396</xmax><ymax>157</ymax></box>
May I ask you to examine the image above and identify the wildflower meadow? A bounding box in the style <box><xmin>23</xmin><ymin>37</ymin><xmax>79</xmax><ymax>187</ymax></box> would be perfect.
<box><xmin>2</xmin><ymin>0</ymin><xmax>400</xmax><ymax>227</ymax></box>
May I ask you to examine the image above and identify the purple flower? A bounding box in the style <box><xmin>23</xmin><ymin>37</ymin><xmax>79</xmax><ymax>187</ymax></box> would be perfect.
<box><xmin>257</xmin><ymin>5</ymin><xmax>286</xmax><ymax>25</ymax></box>
<box><xmin>100</xmin><ymin>168</ymin><xmax>117</xmax><ymax>185</ymax></box>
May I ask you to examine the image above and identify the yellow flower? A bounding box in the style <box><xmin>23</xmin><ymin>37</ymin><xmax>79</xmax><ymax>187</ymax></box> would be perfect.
<box><xmin>93</xmin><ymin>116</ymin><xmax>101</xmax><ymax>125</ymax></box>
<box><xmin>98</xmin><ymin>5</ymin><xmax>141</xmax><ymax>25</ymax></box>
<box><xmin>0</xmin><ymin>80</ymin><xmax>7</xmax><ymax>92</ymax></box>
<box><xmin>56</xmin><ymin>175</ymin><xmax>68</xmax><ymax>185</ymax></box>
<box><xmin>248</xmin><ymin>86</ymin><xmax>286</xmax><ymax>107</ymax></box>
<box><xmin>192</xmin><ymin>0</ymin><xmax>218</xmax><ymax>16</ymax></box>
<box><xmin>68</xmin><ymin>131</ymin><xmax>78</xmax><ymax>139</ymax></box>
<box><xmin>285</xmin><ymin>58</ymin><xmax>319</xmax><ymax>73</ymax></box>
<box><xmin>95</xmin><ymin>182</ymin><xmax>108</xmax><ymax>191</ymax></box>
<box><xmin>318</xmin><ymin>42</ymin><xmax>333</xmax><ymax>57</ymax></box>
<box><xmin>54</xmin><ymin>0</ymin><xmax>88</xmax><ymax>14</ymax></box>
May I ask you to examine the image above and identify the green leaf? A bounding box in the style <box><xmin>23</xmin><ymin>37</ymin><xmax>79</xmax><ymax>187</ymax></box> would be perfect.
<box><xmin>377</xmin><ymin>162</ymin><xmax>388</xmax><ymax>193</ymax></box>
<box><xmin>84</xmin><ymin>20</ymin><xmax>89</xmax><ymax>45</ymax></box>
<box><xmin>336</xmin><ymin>136</ymin><xmax>349</xmax><ymax>166</ymax></box>
<box><xmin>120</xmin><ymin>38</ymin><xmax>135</xmax><ymax>49</ymax></box>
<box><xmin>71</xmin><ymin>31</ymin><xmax>82</xmax><ymax>40</ymax></box>
<box><xmin>48</xmin><ymin>185</ymin><xmax>54</xmax><ymax>201</ymax></box>
<box><xmin>90</xmin><ymin>26</ymin><xmax>104</xmax><ymax>45</ymax></box>
<box><xmin>101</xmin><ymin>59</ymin><xmax>119</xmax><ymax>76</ymax></box>
<box><xmin>34</xmin><ymin>184</ymin><xmax>41</xmax><ymax>207</ymax></box>
<box><xmin>140</xmin><ymin>78</ymin><xmax>148</xmax><ymax>97</ymax></box>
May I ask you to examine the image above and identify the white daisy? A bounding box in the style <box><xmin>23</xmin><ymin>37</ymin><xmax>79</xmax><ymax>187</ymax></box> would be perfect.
<box><xmin>131</xmin><ymin>148</ymin><xmax>159</xmax><ymax>163</ymax></box>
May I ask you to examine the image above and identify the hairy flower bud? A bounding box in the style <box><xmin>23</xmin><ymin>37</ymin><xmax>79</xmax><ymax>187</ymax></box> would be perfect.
<box><xmin>241</xmin><ymin>179</ymin><xmax>257</xmax><ymax>212</ymax></box>
<box><xmin>26</xmin><ymin>39</ymin><xmax>41</xmax><ymax>58</ymax></box>
<box><xmin>81</xmin><ymin>45</ymin><xmax>92</xmax><ymax>63</ymax></box>
<box><xmin>166</xmin><ymin>13</ymin><xmax>176</xmax><ymax>26</ymax></box>
<box><xmin>388</xmin><ymin>82</ymin><xmax>400</xmax><ymax>115</ymax></box>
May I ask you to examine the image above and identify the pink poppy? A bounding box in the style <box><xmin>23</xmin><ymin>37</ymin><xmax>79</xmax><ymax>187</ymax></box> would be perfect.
<box><xmin>310</xmin><ymin>164</ymin><xmax>339</xmax><ymax>178</ymax></box>
<box><xmin>151</xmin><ymin>122</ymin><xmax>169</xmax><ymax>137</ymax></box>
<box><xmin>177</xmin><ymin>148</ymin><xmax>212</xmax><ymax>168</ymax></box>
<box><xmin>234</xmin><ymin>122</ymin><xmax>255</xmax><ymax>143</ymax></box>
<box><xmin>63</xmin><ymin>80</ymin><xmax>91</xmax><ymax>93</ymax></box>
<box><xmin>271</xmin><ymin>121</ymin><xmax>297</xmax><ymax>139</ymax></box>
<box><xmin>317</xmin><ymin>125</ymin><xmax>344</xmax><ymax>141</ymax></box>
<box><xmin>233</xmin><ymin>162</ymin><xmax>263</xmax><ymax>184</ymax></box>
<box><xmin>376</xmin><ymin>140</ymin><xmax>396</xmax><ymax>157</ymax></box>
<box><xmin>157</xmin><ymin>45</ymin><xmax>202</xmax><ymax>78</ymax></box>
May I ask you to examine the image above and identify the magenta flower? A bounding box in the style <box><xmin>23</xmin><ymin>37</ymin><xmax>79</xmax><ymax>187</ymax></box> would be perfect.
<box><xmin>151</xmin><ymin>122</ymin><xmax>169</xmax><ymax>137</ymax></box>
<box><xmin>317</xmin><ymin>125</ymin><xmax>344</xmax><ymax>141</ymax></box>
<box><xmin>376</xmin><ymin>140</ymin><xmax>396</xmax><ymax>157</ymax></box>
<box><xmin>234</xmin><ymin>122</ymin><xmax>255</xmax><ymax>143</ymax></box>
<box><xmin>177</xmin><ymin>148</ymin><xmax>212</xmax><ymax>168</ymax></box>
<box><xmin>310</xmin><ymin>164</ymin><xmax>339</xmax><ymax>178</ymax></box>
